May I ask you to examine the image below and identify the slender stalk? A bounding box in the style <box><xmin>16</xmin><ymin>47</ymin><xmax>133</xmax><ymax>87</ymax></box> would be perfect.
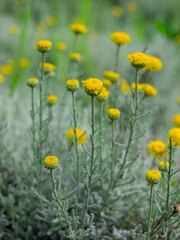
<box><xmin>82</xmin><ymin>96</ymin><xmax>95</xmax><ymax>222</ymax></box>
<box><xmin>99</xmin><ymin>101</ymin><xmax>103</xmax><ymax>172</ymax></box>
<box><xmin>110</xmin><ymin>120</ymin><xmax>115</xmax><ymax>189</ymax></box>
<box><xmin>147</xmin><ymin>184</ymin><xmax>154</xmax><ymax>240</ymax></box>
<box><xmin>31</xmin><ymin>87</ymin><xmax>36</xmax><ymax>165</ymax></box>
<box><xmin>50</xmin><ymin>170</ymin><xmax>75</xmax><ymax>240</ymax></box>
<box><xmin>114</xmin><ymin>45</ymin><xmax>120</xmax><ymax>72</ymax></box>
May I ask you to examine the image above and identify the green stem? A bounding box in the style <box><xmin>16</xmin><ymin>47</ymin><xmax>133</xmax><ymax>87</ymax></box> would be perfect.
<box><xmin>114</xmin><ymin>45</ymin><xmax>120</xmax><ymax>72</ymax></box>
<box><xmin>99</xmin><ymin>102</ymin><xmax>103</xmax><ymax>172</ymax></box>
<box><xmin>50</xmin><ymin>170</ymin><xmax>75</xmax><ymax>240</ymax></box>
<box><xmin>110</xmin><ymin>120</ymin><xmax>115</xmax><ymax>189</ymax></box>
<box><xmin>31</xmin><ymin>87</ymin><xmax>36</xmax><ymax>165</ymax></box>
<box><xmin>147</xmin><ymin>184</ymin><xmax>154</xmax><ymax>240</ymax></box>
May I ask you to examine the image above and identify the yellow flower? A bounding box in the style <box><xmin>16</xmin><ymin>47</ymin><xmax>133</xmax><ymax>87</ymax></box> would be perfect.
<box><xmin>66</xmin><ymin>79</ymin><xmax>79</xmax><ymax>92</ymax></box>
<box><xmin>27</xmin><ymin>78</ymin><xmax>39</xmax><ymax>88</ymax></box>
<box><xmin>66</xmin><ymin>128</ymin><xmax>87</xmax><ymax>145</ymax></box>
<box><xmin>145</xmin><ymin>56</ymin><xmax>163</xmax><ymax>71</ymax></box>
<box><xmin>112</xmin><ymin>6</ymin><xmax>124</xmax><ymax>18</ymax></box>
<box><xmin>168</xmin><ymin>128</ymin><xmax>180</xmax><ymax>147</ymax></box>
<box><xmin>1</xmin><ymin>65</ymin><xmax>13</xmax><ymax>76</ymax></box>
<box><xmin>127</xmin><ymin>2</ymin><xmax>137</xmax><ymax>12</ymax></box>
<box><xmin>131</xmin><ymin>83</ymin><xmax>144</xmax><ymax>92</ymax></box>
<box><xmin>40</xmin><ymin>62</ymin><xmax>56</xmax><ymax>74</ymax></box>
<box><xmin>47</xmin><ymin>95</ymin><xmax>58</xmax><ymax>106</ymax></box>
<box><xmin>46</xmin><ymin>16</ymin><xmax>58</xmax><ymax>27</ymax></box>
<box><xmin>69</xmin><ymin>52</ymin><xmax>82</xmax><ymax>62</ymax></box>
<box><xmin>158</xmin><ymin>161</ymin><xmax>169</xmax><ymax>172</ymax></box>
<box><xmin>108</xmin><ymin>108</ymin><xmax>120</xmax><ymax>120</ymax></box>
<box><xmin>103</xmin><ymin>79</ymin><xmax>113</xmax><ymax>87</ymax></box>
<box><xmin>103</xmin><ymin>71</ymin><xmax>120</xmax><ymax>82</ymax></box>
<box><xmin>70</xmin><ymin>23</ymin><xmax>87</xmax><ymax>34</ymax></box>
<box><xmin>177</xmin><ymin>96</ymin><xmax>180</xmax><ymax>104</ymax></box>
<box><xmin>147</xmin><ymin>140</ymin><xmax>167</xmax><ymax>159</ymax></box>
<box><xmin>143</xmin><ymin>84</ymin><xmax>157</xmax><ymax>97</ymax></box>
<box><xmin>146</xmin><ymin>170</ymin><xmax>161</xmax><ymax>184</ymax></box>
<box><xmin>56</xmin><ymin>42</ymin><xmax>67</xmax><ymax>51</ymax></box>
<box><xmin>172</xmin><ymin>114</ymin><xmax>180</xmax><ymax>127</ymax></box>
<box><xmin>120</xmin><ymin>79</ymin><xmax>130</xmax><ymax>95</ymax></box>
<box><xmin>8</xmin><ymin>25</ymin><xmax>19</xmax><ymax>35</ymax></box>
<box><xmin>96</xmin><ymin>87</ymin><xmax>110</xmax><ymax>102</ymax></box>
<box><xmin>0</xmin><ymin>75</ymin><xmax>5</xmax><ymax>84</ymax></box>
<box><xmin>127</xmin><ymin>52</ymin><xmax>150</xmax><ymax>69</ymax></box>
<box><xmin>110</xmin><ymin>32</ymin><xmax>131</xmax><ymax>45</ymax></box>
<box><xmin>37</xmin><ymin>40</ymin><xmax>52</xmax><ymax>53</ymax></box>
<box><xmin>18</xmin><ymin>58</ymin><xmax>30</xmax><ymax>68</ymax></box>
<box><xmin>83</xmin><ymin>78</ymin><xmax>103</xmax><ymax>96</ymax></box>
<box><xmin>36</xmin><ymin>22</ymin><xmax>46</xmax><ymax>31</ymax></box>
<box><xmin>44</xmin><ymin>156</ymin><xmax>58</xmax><ymax>170</ymax></box>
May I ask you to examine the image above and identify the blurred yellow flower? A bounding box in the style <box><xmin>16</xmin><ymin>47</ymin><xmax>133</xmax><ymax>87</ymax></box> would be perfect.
<box><xmin>168</xmin><ymin>128</ymin><xmax>180</xmax><ymax>147</ymax></box>
<box><xmin>66</xmin><ymin>79</ymin><xmax>79</xmax><ymax>92</ymax></box>
<box><xmin>37</xmin><ymin>40</ymin><xmax>52</xmax><ymax>53</ymax></box>
<box><xmin>147</xmin><ymin>140</ymin><xmax>167</xmax><ymax>159</ymax></box>
<box><xmin>56</xmin><ymin>42</ymin><xmax>67</xmax><ymax>51</ymax></box>
<box><xmin>145</xmin><ymin>56</ymin><xmax>163</xmax><ymax>71</ymax></box>
<box><xmin>36</xmin><ymin>22</ymin><xmax>46</xmax><ymax>31</ymax></box>
<box><xmin>0</xmin><ymin>75</ymin><xmax>5</xmax><ymax>84</ymax></box>
<box><xmin>174</xmin><ymin>34</ymin><xmax>180</xmax><ymax>43</ymax></box>
<box><xmin>44</xmin><ymin>156</ymin><xmax>58</xmax><ymax>170</ymax></box>
<box><xmin>103</xmin><ymin>71</ymin><xmax>120</xmax><ymax>82</ymax></box>
<box><xmin>8</xmin><ymin>25</ymin><xmax>19</xmax><ymax>35</ymax></box>
<box><xmin>66</xmin><ymin>128</ymin><xmax>87</xmax><ymax>145</ymax></box>
<box><xmin>143</xmin><ymin>84</ymin><xmax>157</xmax><ymax>97</ymax></box>
<box><xmin>120</xmin><ymin>79</ymin><xmax>130</xmax><ymax>95</ymax></box>
<box><xmin>131</xmin><ymin>83</ymin><xmax>143</xmax><ymax>92</ymax></box>
<box><xmin>172</xmin><ymin>114</ymin><xmax>180</xmax><ymax>127</ymax></box>
<box><xmin>108</xmin><ymin>108</ymin><xmax>120</xmax><ymax>120</ymax></box>
<box><xmin>83</xmin><ymin>78</ymin><xmax>103</xmax><ymax>96</ymax></box>
<box><xmin>70</xmin><ymin>23</ymin><xmax>87</xmax><ymax>34</ymax></box>
<box><xmin>127</xmin><ymin>2</ymin><xmax>137</xmax><ymax>12</ymax></box>
<box><xmin>158</xmin><ymin>161</ymin><xmax>169</xmax><ymax>172</ymax></box>
<box><xmin>69</xmin><ymin>52</ymin><xmax>82</xmax><ymax>62</ymax></box>
<box><xmin>110</xmin><ymin>32</ymin><xmax>131</xmax><ymax>45</ymax></box>
<box><xmin>112</xmin><ymin>6</ymin><xmax>124</xmax><ymax>18</ymax></box>
<box><xmin>177</xmin><ymin>96</ymin><xmax>180</xmax><ymax>104</ymax></box>
<box><xmin>18</xmin><ymin>58</ymin><xmax>30</xmax><ymax>68</ymax></box>
<box><xmin>46</xmin><ymin>16</ymin><xmax>58</xmax><ymax>27</ymax></box>
<box><xmin>127</xmin><ymin>52</ymin><xmax>150</xmax><ymax>69</ymax></box>
<box><xmin>96</xmin><ymin>87</ymin><xmax>110</xmax><ymax>102</ymax></box>
<box><xmin>47</xmin><ymin>95</ymin><xmax>58</xmax><ymax>106</ymax></box>
<box><xmin>1</xmin><ymin>65</ymin><xmax>13</xmax><ymax>76</ymax></box>
<box><xmin>146</xmin><ymin>170</ymin><xmax>161</xmax><ymax>184</ymax></box>
<box><xmin>103</xmin><ymin>79</ymin><xmax>113</xmax><ymax>87</ymax></box>
<box><xmin>40</xmin><ymin>62</ymin><xmax>56</xmax><ymax>71</ymax></box>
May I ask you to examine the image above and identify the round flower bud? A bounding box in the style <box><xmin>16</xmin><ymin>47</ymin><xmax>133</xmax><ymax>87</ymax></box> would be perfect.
<box><xmin>108</xmin><ymin>108</ymin><xmax>120</xmax><ymax>120</ymax></box>
<box><xmin>143</xmin><ymin>84</ymin><xmax>157</xmax><ymax>97</ymax></box>
<box><xmin>110</xmin><ymin>32</ymin><xmax>131</xmax><ymax>45</ymax></box>
<box><xmin>103</xmin><ymin>71</ymin><xmax>120</xmax><ymax>83</ymax></box>
<box><xmin>70</xmin><ymin>23</ymin><xmax>87</xmax><ymax>34</ymax></box>
<box><xmin>96</xmin><ymin>87</ymin><xmax>110</xmax><ymax>102</ymax></box>
<box><xmin>66</xmin><ymin>128</ymin><xmax>87</xmax><ymax>145</ymax></box>
<box><xmin>47</xmin><ymin>95</ymin><xmax>58</xmax><ymax>106</ymax></box>
<box><xmin>66</xmin><ymin>79</ymin><xmax>79</xmax><ymax>92</ymax></box>
<box><xmin>44</xmin><ymin>156</ymin><xmax>58</xmax><ymax>170</ymax></box>
<box><xmin>27</xmin><ymin>78</ymin><xmax>39</xmax><ymax>88</ymax></box>
<box><xmin>83</xmin><ymin>78</ymin><xmax>103</xmax><ymax>96</ymax></box>
<box><xmin>37</xmin><ymin>40</ymin><xmax>52</xmax><ymax>53</ymax></box>
<box><xmin>103</xmin><ymin>79</ymin><xmax>112</xmax><ymax>87</ymax></box>
<box><xmin>172</xmin><ymin>114</ymin><xmax>180</xmax><ymax>127</ymax></box>
<box><xmin>146</xmin><ymin>170</ymin><xmax>162</xmax><ymax>184</ymax></box>
<box><xmin>40</xmin><ymin>62</ymin><xmax>56</xmax><ymax>75</ymax></box>
<box><xmin>158</xmin><ymin>161</ymin><xmax>169</xmax><ymax>172</ymax></box>
<box><xmin>144</xmin><ymin>56</ymin><xmax>163</xmax><ymax>72</ymax></box>
<box><xmin>147</xmin><ymin>140</ymin><xmax>167</xmax><ymax>159</ymax></box>
<box><xmin>168</xmin><ymin>128</ymin><xmax>180</xmax><ymax>147</ymax></box>
<box><xmin>69</xmin><ymin>52</ymin><xmax>82</xmax><ymax>62</ymax></box>
<box><xmin>127</xmin><ymin>52</ymin><xmax>150</xmax><ymax>69</ymax></box>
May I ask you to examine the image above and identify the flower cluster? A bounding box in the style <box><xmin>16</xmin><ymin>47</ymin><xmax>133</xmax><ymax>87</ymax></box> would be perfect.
<box><xmin>108</xmin><ymin>108</ymin><xmax>120</xmax><ymax>120</ymax></box>
<box><xmin>145</xmin><ymin>56</ymin><xmax>163</xmax><ymax>72</ymax></box>
<box><xmin>103</xmin><ymin>71</ymin><xmax>120</xmax><ymax>82</ymax></box>
<box><xmin>83</xmin><ymin>78</ymin><xmax>103</xmax><ymax>96</ymax></box>
<box><xmin>172</xmin><ymin>114</ymin><xmax>180</xmax><ymax>127</ymax></box>
<box><xmin>70</xmin><ymin>23</ymin><xmax>87</xmax><ymax>34</ymax></box>
<box><xmin>110</xmin><ymin>32</ymin><xmax>131</xmax><ymax>45</ymax></box>
<box><xmin>168</xmin><ymin>128</ymin><xmax>180</xmax><ymax>147</ymax></box>
<box><xmin>37</xmin><ymin>40</ymin><xmax>52</xmax><ymax>53</ymax></box>
<box><xmin>44</xmin><ymin>156</ymin><xmax>58</xmax><ymax>170</ymax></box>
<box><xmin>66</xmin><ymin>128</ymin><xmax>87</xmax><ymax>145</ymax></box>
<box><xmin>127</xmin><ymin>52</ymin><xmax>149</xmax><ymax>68</ymax></box>
<box><xmin>147</xmin><ymin>140</ymin><xmax>167</xmax><ymax>159</ymax></box>
<box><xmin>96</xmin><ymin>87</ymin><xmax>110</xmax><ymax>102</ymax></box>
<box><xmin>66</xmin><ymin>79</ymin><xmax>79</xmax><ymax>92</ymax></box>
<box><xmin>146</xmin><ymin>170</ymin><xmax>162</xmax><ymax>184</ymax></box>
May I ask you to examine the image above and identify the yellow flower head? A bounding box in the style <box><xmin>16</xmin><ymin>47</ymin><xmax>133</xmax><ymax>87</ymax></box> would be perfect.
<box><xmin>96</xmin><ymin>87</ymin><xmax>110</xmax><ymax>102</ymax></box>
<box><xmin>168</xmin><ymin>128</ymin><xmax>180</xmax><ymax>147</ymax></box>
<box><xmin>172</xmin><ymin>114</ymin><xmax>180</xmax><ymax>127</ymax></box>
<box><xmin>83</xmin><ymin>78</ymin><xmax>103</xmax><ymax>96</ymax></box>
<box><xmin>46</xmin><ymin>16</ymin><xmax>58</xmax><ymax>27</ymax></box>
<box><xmin>56</xmin><ymin>42</ymin><xmax>67</xmax><ymax>51</ymax></box>
<box><xmin>8</xmin><ymin>25</ymin><xmax>19</xmax><ymax>35</ymax></box>
<box><xmin>0</xmin><ymin>75</ymin><xmax>5</xmax><ymax>84</ymax></box>
<box><xmin>66</xmin><ymin>79</ymin><xmax>79</xmax><ymax>92</ymax></box>
<box><xmin>66</xmin><ymin>128</ymin><xmax>87</xmax><ymax>145</ymax></box>
<box><xmin>108</xmin><ymin>108</ymin><xmax>120</xmax><ymax>120</ymax></box>
<box><xmin>145</xmin><ymin>56</ymin><xmax>163</xmax><ymax>71</ymax></box>
<box><xmin>44</xmin><ymin>156</ymin><xmax>58</xmax><ymax>170</ymax></box>
<box><xmin>147</xmin><ymin>140</ymin><xmax>167</xmax><ymax>159</ymax></box>
<box><xmin>112</xmin><ymin>6</ymin><xmax>124</xmax><ymax>18</ymax></box>
<box><xmin>47</xmin><ymin>95</ymin><xmax>58</xmax><ymax>106</ymax></box>
<box><xmin>69</xmin><ymin>52</ymin><xmax>82</xmax><ymax>62</ymax></box>
<box><xmin>103</xmin><ymin>79</ymin><xmax>113</xmax><ymax>87</ymax></box>
<box><xmin>103</xmin><ymin>71</ymin><xmax>120</xmax><ymax>82</ymax></box>
<box><xmin>146</xmin><ymin>170</ymin><xmax>161</xmax><ymax>184</ymax></box>
<box><xmin>131</xmin><ymin>83</ymin><xmax>144</xmax><ymax>92</ymax></box>
<box><xmin>37</xmin><ymin>40</ymin><xmax>52</xmax><ymax>53</ymax></box>
<box><xmin>1</xmin><ymin>65</ymin><xmax>13</xmax><ymax>76</ymax></box>
<box><xmin>143</xmin><ymin>84</ymin><xmax>157</xmax><ymax>97</ymax></box>
<box><xmin>127</xmin><ymin>2</ymin><xmax>137</xmax><ymax>12</ymax></box>
<box><xmin>18</xmin><ymin>58</ymin><xmax>30</xmax><ymax>68</ymax></box>
<box><xmin>158</xmin><ymin>161</ymin><xmax>169</xmax><ymax>172</ymax></box>
<box><xmin>40</xmin><ymin>62</ymin><xmax>56</xmax><ymax>76</ymax></box>
<box><xmin>127</xmin><ymin>52</ymin><xmax>150</xmax><ymax>69</ymax></box>
<box><xmin>121</xmin><ymin>79</ymin><xmax>130</xmax><ymax>95</ymax></box>
<box><xmin>27</xmin><ymin>78</ymin><xmax>39</xmax><ymax>88</ymax></box>
<box><xmin>70</xmin><ymin>23</ymin><xmax>87</xmax><ymax>34</ymax></box>
<box><xmin>110</xmin><ymin>32</ymin><xmax>131</xmax><ymax>45</ymax></box>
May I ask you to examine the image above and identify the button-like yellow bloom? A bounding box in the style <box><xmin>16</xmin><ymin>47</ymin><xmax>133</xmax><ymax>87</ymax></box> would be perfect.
<box><xmin>146</xmin><ymin>170</ymin><xmax>161</xmax><ymax>184</ymax></box>
<box><xmin>120</xmin><ymin>79</ymin><xmax>130</xmax><ymax>95</ymax></box>
<box><xmin>112</xmin><ymin>6</ymin><xmax>124</xmax><ymax>18</ymax></box>
<box><xmin>103</xmin><ymin>79</ymin><xmax>112</xmax><ymax>87</ymax></box>
<box><xmin>83</xmin><ymin>78</ymin><xmax>103</xmax><ymax>96</ymax></box>
<box><xmin>18</xmin><ymin>58</ymin><xmax>30</xmax><ymax>68</ymax></box>
<box><xmin>27</xmin><ymin>78</ymin><xmax>39</xmax><ymax>88</ymax></box>
<box><xmin>147</xmin><ymin>140</ymin><xmax>167</xmax><ymax>159</ymax></box>
<box><xmin>37</xmin><ymin>40</ymin><xmax>52</xmax><ymax>53</ymax></box>
<box><xmin>158</xmin><ymin>161</ymin><xmax>169</xmax><ymax>172</ymax></box>
<box><xmin>0</xmin><ymin>75</ymin><xmax>5</xmax><ymax>84</ymax></box>
<box><xmin>56</xmin><ymin>42</ymin><xmax>67</xmax><ymax>51</ymax></box>
<box><xmin>46</xmin><ymin>16</ymin><xmax>58</xmax><ymax>27</ymax></box>
<box><xmin>66</xmin><ymin>128</ymin><xmax>87</xmax><ymax>145</ymax></box>
<box><xmin>96</xmin><ymin>87</ymin><xmax>110</xmax><ymax>102</ymax></box>
<box><xmin>110</xmin><ymin>32</ymin><xmax>131</xmax><ymax>45</ymax></box>
<box><xmin>143</xmin><ymin>84</ymin><xmax>157</xmax><ymax>97</ymax></box>
<box><xmin>108</xmin><ymin>108</ymin><xmax>120</xmax><ymax>120</ymax></box>
<box><xmin>103</xmin><ymin>71</ymin><xmax>120</xmax><ymax>82</ymax></box>
<box><xmin>8</xmin><ymin>25</ymin><xmax>19</xmax><ymax>35</ymax></box>
<box><xmin>127</xmin><ymin>2</ymin><xmax>137</xmax><ymax>12</ymax></box>
<box><xmin>66</xmin><ymin>79</ymin><xmax>79</xmax><ymax>92</ymax></box>
<box><xmin>40</xmin><ymin>62</ymin><xmax>56</xmax><ymax>74</ymax></box>
<box><xmin>47</xmin><ymin>95</ymin><xmax>58</xmax><ymax>106</ymax></box>
<box><xmin>145</xmin><ymin>56</ymin><xmax>163</xmax><ymax>71</ymax></box>
<box><xmin>168</xmin><ymin>128</ymin><xmax>180</xmax><ymax>147</ymax></box>
<box><xmin>172</xmin><ymin>114</ymin><xmax>180</xmax><ymax>127</ymax></box>
<box><xmin>131</xmin><ymin>83</ymin><xmax>144</xmax><ymax>92</ymax></box>
<box><xmin>44</xmin><ymin>156</ymin><xmax>58</xmax><ymax>170</ymax></box>
<box><xmin>69</xmin><ymin>52</ymin><xmax>82</xmax><ymax>62</ymax></box>
<box><xmin>70</xmin><ymin>23</ymin><xmax>87</xmax><ymax>34</ymax></box>
<box><xmin>127</xmin><ymin>52</ymin><xmax>150</xmax><ymax>69</ymax></box>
